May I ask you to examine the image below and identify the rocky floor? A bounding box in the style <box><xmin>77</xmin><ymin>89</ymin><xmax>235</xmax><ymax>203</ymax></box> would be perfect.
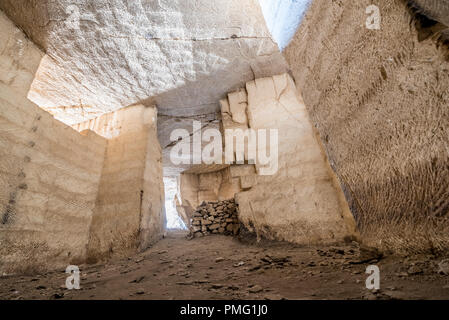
<box><xmin>1</xmin><ymin>230</ymin><xmax>449</xmax><ymax>300</ymax></box>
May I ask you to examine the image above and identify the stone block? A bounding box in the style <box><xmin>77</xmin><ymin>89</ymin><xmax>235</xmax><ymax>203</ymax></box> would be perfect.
<box><xmin>228</xmin><ymin>89</ymin><xmax>248</xmax><ymax>124</ymax></box>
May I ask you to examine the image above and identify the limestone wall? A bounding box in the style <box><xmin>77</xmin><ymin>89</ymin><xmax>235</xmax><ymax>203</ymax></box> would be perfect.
<box><xmin>178</xmin><ymin>73</ymin><xmax>358</xmax><ymax>246</ymax></box>
<box><xmin>227</xmin><ymin>74</ymin><xmax>358</xmax><ymax>244</ymax></box>
<box><xmin>179</xmin><ymin>173</ymin><xmax>200</xmax><ymax>212</ymax></box>
<box><xmin>74</xmin><ymin>105</ymin><xmax>165</xmax><ymax>262</ymax></box>
<box><xmin>178</xmin><ymin>165</ymin><xmax>249</xmax><ymax>215</ymax></box>
<box><xmin>0</xmin><ymin>12</ymin><xmax>107</xmax><ymax>273</ymax></box>
<box><xmin>0</xmin><ymin>11</ymin><xmax>43</xmax><ymax>97</ymax></box>
<box><xmin>140</xmin><ymin>111</ymin><xmax>166</xmax><ymax>250</ymax></box>
<box><xmin>0</xmin><ymin>12</ymin><xmax>165</xmax><ymax>272</ymax></box>
<box><xmin>283</xmin><ymin>0</ymin><xmax>449</xmax><ymax>253</ymax></box>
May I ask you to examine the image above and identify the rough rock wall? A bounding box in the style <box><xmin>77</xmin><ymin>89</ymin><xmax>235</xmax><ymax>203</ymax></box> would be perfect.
<box><xmin>140</xmin><ymin>109</ymin><xmax>166</xmax><ymax>249</ymax></box>
<box><xmin>0</xmin><ymin>12</ymin><xmax>107</xmax><ymax>273</ymax></box>
<box><xmin>406</xmin><ymin>0</ymin><xmax>449</xmax><ymax>43</ymax></box>
<box><xmin>178</xmin><ymin>172</ymin><xmax>200</xmax><ymax>219</ymax></box>
<box><xmin>197</xmin><ymin>169</ymin><xmax>243</xmax><ymax>203</ymax></box>
<box><xmin>283</xmin><ymin>0</ymin><xmax>449</xmax><ymax>253</ymax></box>
<box><xmin>227</xmin><ymin>74</ymin><xmax>358</xmax><ymax>245</ymax></box>
<box><xmin>409</xmin><ymin>0</ymin><xmax>449</xmax><ymax>26</ymax></box>
<box><xmin>74</xmin><ymin>105</ymin><xmax>165</xmax><ymax>262</ymax></box>
<box><xmin>178</xmin><ymin>165</ymin><xmax>250</xmax><ymax>215</ymax></box>
<box><xmin>0</xmin><ymin>11</ymin><xmax>43</xmax><ymax>97</ymax></box>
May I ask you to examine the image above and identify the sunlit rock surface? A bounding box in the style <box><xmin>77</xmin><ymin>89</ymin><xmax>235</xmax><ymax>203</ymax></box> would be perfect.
<box><xmin>164</xmin><ymin>177</ymin><xmax>186</xmax><ymax>230</ymax></box>
<box><xmin>0</xmin><ymin>0</ymin><xmax>288</xmax><ymax>125</ymax></box>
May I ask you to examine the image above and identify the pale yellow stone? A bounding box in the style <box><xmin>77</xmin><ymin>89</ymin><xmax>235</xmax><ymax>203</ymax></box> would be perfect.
<box><xmin>228</xmin><ymin>89</ymin><xmax>248</xmax><ymax>124</ymax></box>
<box><xmin>234</xmin><ymin>73</ymin><xmax>358</xmax><ymax>245</ymax></box>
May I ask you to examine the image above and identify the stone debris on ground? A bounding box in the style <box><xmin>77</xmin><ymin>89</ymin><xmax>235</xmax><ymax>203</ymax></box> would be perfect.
<box><xmin>1</xmin><ymin>231</ymin><xmax>449</xmax><ymax>300</ymax></box>
<box><xmin>188</xmin><ymin>199</ymin><xmax>240</xmax><ymax>238</ymax></box>
<box><xmin>438</xmin><ymin>259</ymin><xmax>449</xmax><ymax>275</ymax></box>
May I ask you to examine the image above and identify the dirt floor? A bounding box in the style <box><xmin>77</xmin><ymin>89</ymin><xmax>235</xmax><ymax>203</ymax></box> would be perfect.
<box><xmin>1</xmin><ymin>230</ymin><xmax>449</xmax><ymax>300</ymax></box>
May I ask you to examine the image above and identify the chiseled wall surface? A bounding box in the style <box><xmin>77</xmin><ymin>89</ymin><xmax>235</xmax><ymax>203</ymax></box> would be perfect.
<box><xmin>179</xmin><ymin>170</ymin><xmax>231</xmax><ymax>211</ymax></box>
<box><xmin>0</xmin><ymin>12</ymin><xmax>107</xmax><ymax>273</ymax></box>
<box><xmin>75</xmin><ymin>105</ymin><xmax>165</xmax><ymax>262</ymax></box>
<box><xmin>0</xmin><ymin>11</ymin><xmax>165</xmax><ymax>272</ymax></box>
<box><xmin>140</xmin><ymin>107</ymin><xmax>166</xmax><ymax>251</ymax></box>
<box><xmin>179</xmin><ymin>166</ymin><xmax>246</xmax><ymax>215</ymax></box>
<box><xmin>0</xmin><ymin>11</ymin><xmax>43</xmax><ymax>98</ymax></box>
<box><xmin>234</xmin><ymin>74</ymin><xmax>358</xmax><ymax>244</ymax></box>
<box><xmin>179</xmin><ymin>173</ymin><xmax>200</xmax><ymax>210</ymax></box>
<box><xmin>283</xmin><ymin>0</ymin><xmax>449</xmax><ymax>253</ymax></box>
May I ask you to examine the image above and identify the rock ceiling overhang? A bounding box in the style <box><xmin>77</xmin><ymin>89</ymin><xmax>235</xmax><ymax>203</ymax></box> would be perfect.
<box><xmin>0</xmin><ymin>0</ymin><xmax>288</xmax><ymax>125</ymax></box>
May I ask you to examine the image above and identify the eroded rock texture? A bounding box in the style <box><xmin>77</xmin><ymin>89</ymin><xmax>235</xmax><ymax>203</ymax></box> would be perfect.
<box><xmin>283</xmin><ymin>0</ymin><xmax>449</xmax><ymax>253</ymax></box>
<box><xmin>408</xmin><ymin>0</ymin><xmax>449</xmax><ymax>26</ymax></box>
<box><xmin>406</xmin><ymin>0</ymin><xmax>449</xmax><ymax>42</ymax></box>
<box><xmin>0</xmin><ymin>13</ymin><xmax>166</xmax><ymax>273</ymax></box>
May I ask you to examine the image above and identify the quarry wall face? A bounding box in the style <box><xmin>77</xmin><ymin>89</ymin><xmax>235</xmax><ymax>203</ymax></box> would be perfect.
<box><xmin>74</xmin><ymin>105</ymin><xmax>166</xmax><ymax>262</ymax></box>
<box><xmin>180</xmin><ymin>168</ymin><xmax>244</xmax><ymax>206</ymax></box>
<box><xmin>0</xmin><ymin>12</ymin><xmax>165</xmax><ymax>273</ymax></box>
<box><xmin>283</xmin><ymin>0</ymin><xmax>449</xmax><ymax>253</ymax></box>
<box><xmin>0</xmin><ymin>12</ymin><xmax>107</xmax><ymax>273</ymax></box>
<box><xmin>140</xmin><ymin>108</ymin><xmax>166</xmax><ymax>252</ymax></box>
<box><xmin>219</xmin><ymin>74</ymin><xmax>358</xmax><ymax>244</ymax></box>
<box><xmin>2</xmin><ymin>0</ymin><xmax>447</xmax><ymax>277</ymax></box>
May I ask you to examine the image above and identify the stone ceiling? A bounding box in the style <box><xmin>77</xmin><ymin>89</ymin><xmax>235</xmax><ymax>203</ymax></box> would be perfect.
<box><xmin>0</xmin><ymin>0</ymin><xmax>288</xmax><ymax>125</ymax></box>
<box><xmin>0</xmin><ymin>0</ymin><xmax>288</xmax><ymax>175</ymax></box>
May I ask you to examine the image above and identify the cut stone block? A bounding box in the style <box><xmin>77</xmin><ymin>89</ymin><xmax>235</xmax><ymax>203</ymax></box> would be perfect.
<box><xmin>228</xmin><ymin>89</ymin><xmax>248</xmax><ymax>124</ymax></box>
<box><xmin>240</xmin><ymin>175</ymin><xmax>257</xmax><ymax>190</ymax></box>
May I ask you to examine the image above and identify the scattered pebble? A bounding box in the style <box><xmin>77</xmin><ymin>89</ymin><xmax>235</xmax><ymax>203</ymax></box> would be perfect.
<box><xmin>438</xmin><ymin>260</ymin><xmax>449</xmax><ymax>275</ymax></box>
<box><xmin>249</xmin><ymin>285</ymin><xmax>263</xmax><ymax>293</ymax></box>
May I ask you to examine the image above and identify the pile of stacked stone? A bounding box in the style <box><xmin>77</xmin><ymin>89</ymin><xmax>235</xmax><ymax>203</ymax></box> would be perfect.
<box><xmin>189</xmin><ymin>199</ymin><xmax>240</xmax><ymax>238</ymax></box>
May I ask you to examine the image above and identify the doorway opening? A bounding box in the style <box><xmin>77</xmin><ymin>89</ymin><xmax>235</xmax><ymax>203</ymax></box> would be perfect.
<box><xmin>163</xmin><ymin>177</ymin><xmax>187</xmax><ymax>230</ymax></box>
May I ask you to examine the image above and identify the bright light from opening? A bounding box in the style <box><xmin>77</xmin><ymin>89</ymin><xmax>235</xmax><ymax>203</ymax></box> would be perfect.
<box><xmin>258</xmin><ymin>0</ymin><xmax>311</xmax><ymax>51</ymax></box>
<box><xmin>164</xmin><ymin>177</ymin><xmax>187</xmax><ymax>230</ymax></box>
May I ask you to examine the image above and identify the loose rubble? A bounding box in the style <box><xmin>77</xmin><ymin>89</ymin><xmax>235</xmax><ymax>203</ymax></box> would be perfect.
<box><xmin>438</xmin><ymin>259</ymin><xmax>449</xmax><ymax>275</ymax></box>
<box><xmin>188</xmin><ymin>200</ymin><xmax>240</xmax><ymax>238</ymax></box>
<box><xmin>1</xmin><ymin>231</ymin><xmax>449</xmax><ymax>300</ymax></box>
